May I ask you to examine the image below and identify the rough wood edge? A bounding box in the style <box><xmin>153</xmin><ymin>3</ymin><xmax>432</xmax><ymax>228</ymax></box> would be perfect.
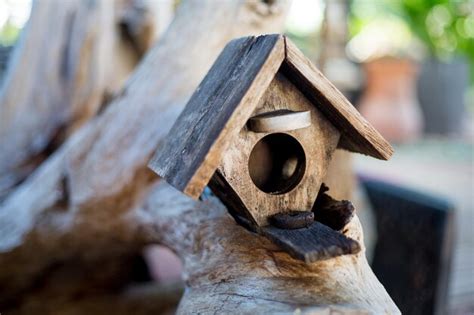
<box><xmin>282</xmin><ymin>37</ymin><xmax>394</xmax><ymax>160</ymax></box>
<box><xmin>261</xmin><ymin>222</ymin><xmax>361</xmax><ymax>263</ymax></box>
<box><xmin>149</xmin><ymin>34</ymin><xmax>285</xmax><ymax>199</ymax></box>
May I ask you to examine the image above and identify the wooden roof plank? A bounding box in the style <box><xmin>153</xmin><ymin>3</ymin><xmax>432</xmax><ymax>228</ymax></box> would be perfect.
<box><xmin>149</xmin><ymin>34</ymin><xmax>285</xmax><ymax>198</ymax></box>
<box><xmin>282</xmin><ymin>37</ymin><xmax>394</xmax><ymax>160</ymax></box>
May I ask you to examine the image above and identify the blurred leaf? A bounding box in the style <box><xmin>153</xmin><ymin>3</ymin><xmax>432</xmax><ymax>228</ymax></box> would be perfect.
<box><xmin>0</xmin><ymin>20</ymin><xmax>21</xmax><ymax>45</ymax></box>
<box><xmin>349</xmin><ymin>0</ymin><xmax>474</xmax><ymax>83</ymax></box>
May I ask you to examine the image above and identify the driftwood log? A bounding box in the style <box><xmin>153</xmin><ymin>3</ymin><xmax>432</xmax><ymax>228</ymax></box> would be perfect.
<box><xmin>0</xmin><ymin>0</ymin><xmax>290</xmax><ymax>311</ymax></box>
<box><xmin>136</xmin><ymin>182</ymin><xmax>399</xmax><ymax>314</ymax></box>
<box><xmin>0</xmin><ymin>0</ymin><xmax>398</xmax><ymax>313</ymax></box>
<box><xmin>0</xmin><ymin>0</ymin><xmax>173</xmax><ymax>199</ymax></box>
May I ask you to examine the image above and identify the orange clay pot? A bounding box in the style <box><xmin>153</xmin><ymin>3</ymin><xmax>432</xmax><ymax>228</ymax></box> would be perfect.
<box><xmin>358</xmin><ymin>58</ymin><xmax>424</xmax><ymax>143</ymax></box>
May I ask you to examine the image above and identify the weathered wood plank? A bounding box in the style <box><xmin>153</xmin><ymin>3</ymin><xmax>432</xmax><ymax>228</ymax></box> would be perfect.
<box><xmin>282</xmin><ymin>38</ymin><xmax>393</xmax><ymax>160</ymax></box>
<box><xmin>149</xmin><ymin>34</ymin><xmax>285</xmax><ymax>198</ymax></box>
<box><xmin>262</xmin><ymin>221</ymin><xmax>361</xmax><ymax>263</ymax></box>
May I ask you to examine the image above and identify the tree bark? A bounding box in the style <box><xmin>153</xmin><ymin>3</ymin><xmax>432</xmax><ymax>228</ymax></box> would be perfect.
<box><xmin>0</xmin><ymin>0</ymin><xmax>291</xmax><ymax>309</ymax></box>
<box><xmin>0</xmin><ymin>0</ymin><xmax>173</xmax><ymax>199</ymax></box>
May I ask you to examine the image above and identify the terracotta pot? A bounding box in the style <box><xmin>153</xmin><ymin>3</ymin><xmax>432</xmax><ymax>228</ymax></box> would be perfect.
<box><xmin>358</xmin><ymin>58</ymin><xmax>424</xmax><ymax>143</ymax></box>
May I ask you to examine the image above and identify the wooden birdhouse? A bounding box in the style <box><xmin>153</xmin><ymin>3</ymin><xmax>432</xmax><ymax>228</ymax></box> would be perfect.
<box><xmin>148</xmin><ymin>35</ymin><xmax>393</xmax><ymax>263</ymax></box>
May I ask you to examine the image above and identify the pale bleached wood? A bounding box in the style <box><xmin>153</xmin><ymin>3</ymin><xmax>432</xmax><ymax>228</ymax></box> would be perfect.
<box><xmin>0</xmin><ymin>0</ymin><xmax>173</xmax><ymax>199</ymax></box>
<box><xmin>324</xmin><ymin>150</ymin><xmax>355</xmax><ymax>200</ymax></box>
<box><xmin>134</xmin><ymin>181</ymin><xmax>400</xmax><ymax>314</ymax></box>
<box><xmin>9</xmin><ymin>180</ymin><xmax>397</xmax><ymax>314</ymax></box>
<box><xmin>247</xmin><ymin>109</ymin><xmax>312</xmax><ymax>133</ymax></box>
<box><xmin>0</xmin><ymin>0</ymin><xmax>291</xmax><ymax>306</ymax></box>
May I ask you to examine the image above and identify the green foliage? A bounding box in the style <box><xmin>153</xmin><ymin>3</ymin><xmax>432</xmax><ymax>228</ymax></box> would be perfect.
<box><xmin>401</xmin><ymin>0</ymin><xmax>474</xmax><ymax>84</ymax></box>
<box><xmin>0</xmin><ymin>20</ymin><xmax>21</xmax><ymax>45</ymax></box>
<box><xmin>350</xmin><ymin>0</ymin><xmax>474</xmax><ymax>82</ymax></box>
<box><xmin>398</xmin><ymin>0</ymin><xmax>473</xmax><ymax>61</ymax></box>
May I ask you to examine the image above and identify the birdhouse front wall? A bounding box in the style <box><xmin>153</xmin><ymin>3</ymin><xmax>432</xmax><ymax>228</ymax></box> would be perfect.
<box><xmin>211</xmin><ymin>72</ymin><xmax>341</xmax><ymax>227</ymax></box>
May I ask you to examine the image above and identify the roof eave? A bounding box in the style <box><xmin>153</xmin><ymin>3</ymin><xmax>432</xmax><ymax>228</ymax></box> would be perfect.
<box><xmin>281</xmin><ymin>36</ymin><xmax>394</xmax><ymax>161</ymax></box>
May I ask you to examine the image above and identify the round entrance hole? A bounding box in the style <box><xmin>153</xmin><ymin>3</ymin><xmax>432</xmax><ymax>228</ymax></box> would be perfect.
<box><xmin>248</xmin><ymin>133</ymin><xmax>306</xmax><ymax>194</ymax></box>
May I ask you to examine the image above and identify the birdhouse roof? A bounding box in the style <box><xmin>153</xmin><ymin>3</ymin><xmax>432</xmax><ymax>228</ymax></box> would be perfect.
<box><xmin>148</xmin><ymin>34</ymin><xmax>393</xmax><ymax>199</ymax></box>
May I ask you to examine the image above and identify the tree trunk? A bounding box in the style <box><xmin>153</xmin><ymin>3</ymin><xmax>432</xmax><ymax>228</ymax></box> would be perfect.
<box><xmin>0</xmin><ymin>0</ymin><xmax>173</xmax><ymax>199</ymax></box>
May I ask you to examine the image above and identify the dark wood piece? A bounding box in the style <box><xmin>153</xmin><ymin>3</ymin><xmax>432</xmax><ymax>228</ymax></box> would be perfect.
<box><xmin>270</xmin><ymin>211</ymin><xmax>314</xmax><ymax>229</ymax></box>
<box><xmin>262</xmin><ymin>221</ymin><xmax>361</xmax><ymax>263</ymax></box>
<box><xmin>362</xmin><ymin>177</ymin><xmax>455</xmax><ymax>315</ymax></box>
<box><xmin>149</xmin><ymin>34</ymin><xmax>285</xmax><ymax>198</ymax></box>
<box><xmin>313</xmin><ymin>183</ymin><xmax>355</xmax><ymax>231</ymax></box>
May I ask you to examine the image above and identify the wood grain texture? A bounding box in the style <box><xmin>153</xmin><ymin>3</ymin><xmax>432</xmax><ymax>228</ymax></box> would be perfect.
<box><xmin>137</xmin><ymin>182</ymin><xmax>400</xmax><ymax>314</ymax></box>
<box><xmin>262</xmin><ymin>221</ymin><xmax>361</xmax><ymax>263</ymax></box>
<box><xmin>148</xmin><ymin>34</ymin><xmax>285</xmax><ymax>199</ymax></box>
<box><xmin>0</xmin><ymin>0</ymin><xmax>291</xmax><ymax>305</ymax></box>
<box><xmin>281</xmin><ymin>38</ymin><xmax>393</xmax><ymax>160</ymax></box>
<box><xmin>149</xmin><ymin>35</ymin><xmax>392</xmax><ymax>204</ymax></box>
<box><xmin>0</xmin><ymin>0</ymin><xmax>172</xmax><ymax>199</ymax></box>
<box><xmin>211</xmin><ymin>73</ymin><xmax>341</xmax><ymax>226</ymax></box>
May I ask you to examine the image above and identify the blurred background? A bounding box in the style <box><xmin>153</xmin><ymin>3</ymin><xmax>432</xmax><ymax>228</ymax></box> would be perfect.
<box><xmin>0</xmin><ymin>0</ymin><xmax>473</xmax><ymax>314</ymax></box>
<box><xmin>287</xmin><ymin>1</ymin><xmax>474</xmax><ymax>314</ymax></box>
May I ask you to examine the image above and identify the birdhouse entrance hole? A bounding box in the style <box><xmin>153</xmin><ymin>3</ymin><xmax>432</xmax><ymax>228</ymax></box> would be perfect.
<box><xmin>248</xmin><ymin>133</ymin><xmax>306</xmax><ymax>195</ymax></box>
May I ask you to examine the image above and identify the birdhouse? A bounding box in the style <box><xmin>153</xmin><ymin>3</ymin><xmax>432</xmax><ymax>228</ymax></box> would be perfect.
<box><xmin>149</xmin><ymin>35</ymin><xmax>393</xmax><ymax>263</ymax></box>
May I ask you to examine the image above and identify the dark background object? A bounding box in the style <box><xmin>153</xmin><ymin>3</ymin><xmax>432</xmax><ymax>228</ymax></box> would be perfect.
<box><xmin>361</xmin><ymin>177</ymin><xmax>455</xmax><ymax>315</ymax></box>
<box><xmin>417</xmin><ymin>58</ymin><xmax>469</xmax><ymax>135</ymax></box>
